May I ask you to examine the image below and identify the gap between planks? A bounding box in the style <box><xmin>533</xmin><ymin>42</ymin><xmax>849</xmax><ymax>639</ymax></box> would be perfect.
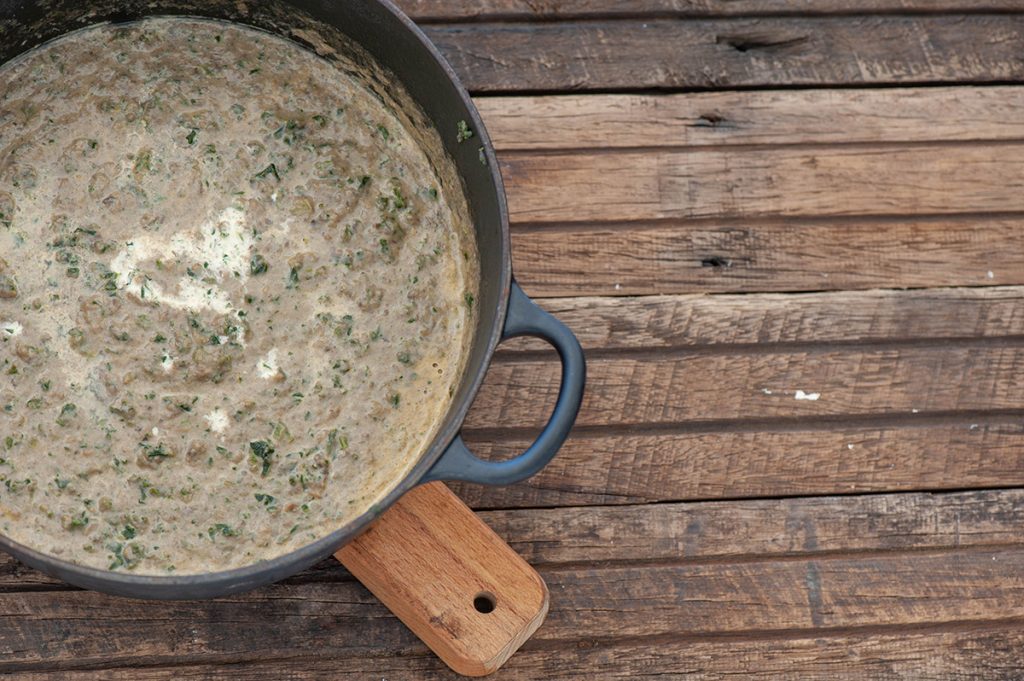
<box><xmin>397</xmin><ymin>0</ymin><xmax>1024</xmax><ymax>23</ymax></box>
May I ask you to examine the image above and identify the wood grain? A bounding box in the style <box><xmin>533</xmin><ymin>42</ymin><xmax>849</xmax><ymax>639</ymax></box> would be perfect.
<box><xmin>335</xmin><ymin>483</ymin><xmax>548</xmax><ymax>677</ymax></box>
<box><xmin>5</xmin><ymin>547</ymin><xmax>1024</xmax><ymax>671</ymax></box>
<box><xmin>7</xmin><ymin>489</ymin><xmax>1024</xmax><ymax>589</ymax></box>
<box><xmin>478</xmin><ymin>489</ymin><xmax>1024</xmax><ymax>566</ymax></box>
<box><xmin>483</xmin><ymin>92</ymin><xmax>1024</xmax><ymax>296</ymax></box>
<box><xmin>458</xmin><ymin>419</ymin><xmax>1024</xmax><ymax>507</ymax></box>
<box><xmin>478</xmin><ymin>87</ymin><xmax>1024</xmax><ymax>151</ymax></box>
<box><xmin>6</xmin><ymin>487</ymin><xmax>1024</xmax><ymax>676</ymax></box>
<box><xmin>511</xmin><ymin>217</ymin><xmax>1024</xmax><ymax>296</ymax></box>
<box><xmin>424</xmin><ymin>16</ymin><xmax>1024</xmax><ymax>92</ymax></box>
<box><xmin>501</xmin><ymin>143</ymin><xmax>1024</xmax><ymax>223</ymax></box>
<box><xmin>6</xmin><ymin>627</ymin><xmax>1024</xmax><ymax>679</ymax></box>
<box><xmin>503</xmin><ymin>288</ymin><xmax>1024</xmax><ymax>352</ymax></box>
<box><xmin>472</xmin><ymin>289</ymin><xmax>1024</xmax><ymax>507</ymax></box>
<box><xmin>464</xmin><ymin>344</ymin><xmax>1024</xmax><ymax>430</ymax></box>
<box><xmin>400</xmin><ymin>0</ymin><xmax>1024</xmax><ymax>21</ymax></box>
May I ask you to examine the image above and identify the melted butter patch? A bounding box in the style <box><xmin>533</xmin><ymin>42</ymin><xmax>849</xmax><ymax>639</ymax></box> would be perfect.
<box><xmin>111</xmin><ymin>206</ymin><xmax>251</xmax><ymax>314</ymax></box>
<box><xmin>0</xmin><ymin>321</ymin><xmax>23</xmax><ymax>338</ymax></box>
<box><xmin>205</xmin><ymin>408</ymin><xmax>229</xmax><ymax>434</ymax></box>
<box><xmin>256</xmin><ymin>348</ymin><xmax>279</xmax><ymax>379</ymax></box>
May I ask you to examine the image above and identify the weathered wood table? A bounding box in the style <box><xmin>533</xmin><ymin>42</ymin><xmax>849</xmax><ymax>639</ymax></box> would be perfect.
<box><xmin>5</xmin><ymin>2</ymin><xmax>1024</xmax><ymax>678</ymax></box>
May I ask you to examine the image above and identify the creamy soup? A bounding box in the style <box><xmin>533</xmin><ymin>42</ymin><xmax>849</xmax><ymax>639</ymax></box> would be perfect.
<box><xmin>0</xmin><ymin>18</ymin><xmax>478</xmax><ymax>574</ymax></box>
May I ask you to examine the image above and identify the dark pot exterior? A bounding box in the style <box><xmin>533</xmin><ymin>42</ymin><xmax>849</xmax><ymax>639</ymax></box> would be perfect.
<box><xmin>0</xmin><ymin>0</ymin><xmax>585</xmax><ymax>599</ymax></box>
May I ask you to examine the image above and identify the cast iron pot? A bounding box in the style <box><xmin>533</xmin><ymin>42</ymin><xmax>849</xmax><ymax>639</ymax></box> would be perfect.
<box><xmin>0</xmin><ymin>0</ymin><xmax>585</xmax><ymax>599</ymax></box>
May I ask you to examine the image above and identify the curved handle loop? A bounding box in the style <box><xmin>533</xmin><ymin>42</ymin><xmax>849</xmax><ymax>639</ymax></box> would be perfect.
<box><xmin>423</xmin><ymin>282</ymin><xmax>586</xmax><ymax>485</ymax></box>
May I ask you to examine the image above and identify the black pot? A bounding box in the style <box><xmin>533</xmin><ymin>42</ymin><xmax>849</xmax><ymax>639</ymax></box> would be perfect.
<box><xmin>0</xmin><ymin>0</ymin><xmax>585</xmax><ymax>599</ymax></box>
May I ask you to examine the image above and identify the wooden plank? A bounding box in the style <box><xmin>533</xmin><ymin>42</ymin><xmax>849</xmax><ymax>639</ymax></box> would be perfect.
<box><xmin>504</xmin><ymin>288</ymin><xmax>1024</xmax><ymax>352</ymax></box>
<box><xmin>424</xmin><ymin>16</ymin><xmax>1024</xmax><ymax>92</ymax></box>
<box><xmin>6</xmin><ymin>488</ymin><xmax>1024</xmax><ymax>589</ymax></box>
<box><xmin>510</xmin><ymin>217</ymin><xmax>1024</xmax><ymax>296</ymax></box>
<box><xmin>501</xmin><ymin>143</ymin><xmax>1024</xmax><ymax>223</ymax></box>
<box><xmin>458</xmin><ymin>420</ymin><xmax>1024</xmax><ymax>507</ymax></box>
<box><xmin>478</xmin><ymin>88</ymin><xmax>1024</xmax><ymax>151</ymax></box>
<box><xmin>534</xmin><ymin>549</ymin><xmax>1024</xmax><ymax>638</ymax></box>
<box><xmin>8</xmin><ymin>627</ymin><xmax>1024</xmax><ymax>679</ymax></box>
<box><xmin>480</xmin><ymin>489</ymin><xmax>1024</xmax><ymax>565</ymax></box>
<box><xmin>401</xmin><ymin>0</ymin><xmax>1024</xmax><ymax>21</ymax></box>
<box><xmin>5</xmin><ymin>547</ymin><xmax>1024</xmax><ymax>670</ymax></box>
<box><xmin>464</xmin><ymin>344</ymin><xmax>1024</xmax><ymax>430</ymax></box>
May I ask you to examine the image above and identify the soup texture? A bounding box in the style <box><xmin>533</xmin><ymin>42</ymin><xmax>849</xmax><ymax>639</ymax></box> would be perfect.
<box><xmin>0</xmin><ymin>18</ymin><xmax>478</xmax><ymax>574</ymax></box>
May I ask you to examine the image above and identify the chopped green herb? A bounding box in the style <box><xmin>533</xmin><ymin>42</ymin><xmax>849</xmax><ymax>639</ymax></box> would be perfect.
<box><xmin>250</xmin><ymin>254</ymin><xmax>269</xmax><ymax>275</ymax></box>
<box><xmin>56</xmin><ymin>403</ymin><xmax>77</xmax><ymax>427</ymax></box>
<box><xmin>392</xmin><ymin>187</ymin><xmax>407</xmax><ymax>210</ymax></box>
<box><xmin>457</xmin><ymin>120</ymin><xmax>474</xmax><ymax>143</ymax></box>
<box><xmin>254</xmin><ymin>163</ymin><xmax>280</xmax><ymax>181</ymax></box>
<box><xmin>186</xmin><ymin>128</ymin><xmax>198</xmax><ymax>145</ymax></box>
<box><xmin>208</xmin><ymin>523</ymin><xmax>239</xmax><ymax>539</ymax></box>
<box><xmin>249</xmin><ymin>440</ymin><xmax>275</xmax><ymax>476</ymax></box>
<box><xmin>272</xmin><ymin>422</ymin><xmax>292</xmax><ymax>443</ymax></box>
<box><xmin>255</xmin><ymin>493</ymin><xmax>276</xmax><ymax>507</ymax></box>
<box><xmin>141</xmin><ymin>442</ymin><xmax>172</xmax><ymax>461</ymax></box>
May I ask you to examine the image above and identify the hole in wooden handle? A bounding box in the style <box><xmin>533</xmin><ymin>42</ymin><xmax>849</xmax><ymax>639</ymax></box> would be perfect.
<box><xmin>474</xmin><ymin>591</ymin><xmax>497</xmax><ymax>614</ymax></box>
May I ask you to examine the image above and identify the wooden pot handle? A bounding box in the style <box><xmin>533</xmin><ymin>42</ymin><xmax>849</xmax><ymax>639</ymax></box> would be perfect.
<box><xmin>336</xmin><ymin>482</ymin><xmax>549</xmax><ymax>677</ymax></box>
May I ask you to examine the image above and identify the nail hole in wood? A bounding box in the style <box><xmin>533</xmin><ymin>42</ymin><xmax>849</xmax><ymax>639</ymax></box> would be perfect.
<box><xmin>474</xmin><ymin>592</ymin><xmax>497</xmax><ymax>614</ymax></box>
<box><xmin>701</xmin><ymin>256</ymin><xmax>732</xmax><ymax>268</ymax></box>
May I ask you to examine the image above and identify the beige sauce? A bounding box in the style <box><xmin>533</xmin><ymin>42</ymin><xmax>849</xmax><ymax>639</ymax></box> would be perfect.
<box><xmin>0</xmin><ymin>18</ymin><xmax>478</xmax><ymax>574</ymax></box>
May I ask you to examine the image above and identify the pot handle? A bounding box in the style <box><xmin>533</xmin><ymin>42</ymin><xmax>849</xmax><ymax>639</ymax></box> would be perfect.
<box><xmin>422</xmin><ymin>281</ymin><xmax>586</xmax><ymax>485</ymax></box>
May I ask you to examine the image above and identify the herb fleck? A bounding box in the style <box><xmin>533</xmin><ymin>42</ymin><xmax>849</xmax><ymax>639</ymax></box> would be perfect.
<box><xmin>208</xmin><ymin>523</ymin><xmax>238</xmax><ymax>539</ymax></box>
<box><xmin>56</xmin><ymin>403</ymin><xmax>77</xmax><ymax>427</ymax></box>
<box><xmin>250</xmin><ymin>440</ymin><xmax>275</xmax><ymax>476</ymax></box>
<box><xmin>254</xmin><ymin>163</ymin><xmax>280</xmax><ymax>182</ymax></box>
<box><xmin>250</xmin><ymin>253</ymin><xmax>269</xmax><ymax>275</ymax></box>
